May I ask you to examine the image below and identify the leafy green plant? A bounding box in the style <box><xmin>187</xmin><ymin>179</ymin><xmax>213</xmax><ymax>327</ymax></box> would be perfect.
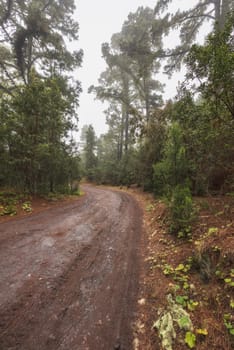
<box><xmin>175</xmin><ymin>295</ymin><xmax>188</xmax><ymax>307</ymax></box>
<box><xmin>22</xmin><ymin>201</ymin><xmax>32</xmax><ymax>212</ymax></box>
<box><xmin>207</xmin><ymin>227</ymin><xmax>218</xmax><ymax>236</ymax></box>
<box><xmin>224</xmin><ymin>314</ymin><xmax>234</xmax><ymax>336</ymax></box>
<box><xmin>175</xmin><ymin>295</ymin><xmax>198</xmax><ymax>311</ymax></box>
<box><xmin>162</xmin><ymin>260</ymin><xmax>192</xmax><ymax>293</ymax></box>
<box><xmin>0</xmin><ymin>204</ymin><xmax>17</xmax><ymax>216</ymax></box>
<box><xmin>187</xmin><ymin>300</ymin><xmax>199</xmax><ymax>311</ymax></box>
<box><xmin>0</xmin><ymin>196</ymin><xmax>17</xmax><ymax>206</ymax></box>
<box><xmin>146</xmin><ymin>204</ymin><xmax>155</xmax><ymax>212</ymax></box>
<box><xmin>71</xmin><ymin>188</ymin><xmax>81</xmax><ymax>196</ymax></box>
<box><xmin>163</xmin><ymin>263</ymin><xmax>174</xmax><ymax>275</ymax></box>
<box><xmin>0</xmin><ymin>191</ymin><xmax>19</xmax><ymax>216</ymax></box>
<box><xmin>185</xmin><ymin>331</ymin><xmax>196</xmax><ymax>348</ymax></box>
<box><xmin>153</xmin><ymin>294</ymin><xmax>194</xmax><ymax>350</ymax></box>
<box><xmin>224</xmin><ymin>269</ymin><xmax>234</xmax><ymax>287</ymax></box>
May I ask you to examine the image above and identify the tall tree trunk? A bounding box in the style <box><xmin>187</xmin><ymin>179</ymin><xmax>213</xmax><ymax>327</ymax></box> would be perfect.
<box><xmin>27</xmin><ymin>35</ymin><xmax>33</xmax><ymax>84</ymax></box>
<box><xmin>122</xmin><ymin>74</ymin><xmax>130</xmax><ymax>153</ymax></box>
<box><xmin>215</xmin><ymin>0</ymin><xmax>230</xmax><ymax>29</ymax></box>
<box><xmin>214</xmin><ymin>0</ymin><xmax>221</xmax><ymax>26</ymax></box>
<box><xmin>143</xmin><ymin>73</ymin><xmax>150</xmax><ymax>124</ymax></box>
<box><xmin>119</xmin><ymin>108</ymin><xmax>124</xmax><ymax>160</ymax></box>
<box><xmin>124</xmin><ymin>110</ymin><xmax>129</xmax><ymax>153</ymax></box>
<box><xmin>220</xmin><ymin>0</ymin><xmax>230</xmax><ymax>29</ymax></box>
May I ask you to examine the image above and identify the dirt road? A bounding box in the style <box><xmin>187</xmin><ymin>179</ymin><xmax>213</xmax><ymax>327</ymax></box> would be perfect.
<box><xmin>0</xmin><ymin>185</ymin><xmax>142</xmax><ymax>350</ymax></box>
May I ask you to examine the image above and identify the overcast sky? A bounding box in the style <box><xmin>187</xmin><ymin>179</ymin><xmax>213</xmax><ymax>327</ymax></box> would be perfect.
<box><xmin>73</xmin><ymin>0</ymin><xmax>198</xmax><ymax>137</ymax></box>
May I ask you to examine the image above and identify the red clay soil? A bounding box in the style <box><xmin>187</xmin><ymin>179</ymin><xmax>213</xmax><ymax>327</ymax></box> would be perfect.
<box><xmin>130</xmin><ymin>191</ymin><xmax>234</xmax><ymax>350</ymax></box>
<box><xmin>0</xmin><ymin>185</ymin><xmax>143</xmax><ymax>350</ymax></box>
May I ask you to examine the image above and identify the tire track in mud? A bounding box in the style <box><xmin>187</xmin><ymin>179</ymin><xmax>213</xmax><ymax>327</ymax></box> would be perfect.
<box><xmin>0</xmin><ymin>185</ymin><xmax>142</xmax><ymax>350</ymax></box>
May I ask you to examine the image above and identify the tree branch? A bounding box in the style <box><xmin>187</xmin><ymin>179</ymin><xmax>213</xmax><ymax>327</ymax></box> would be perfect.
<box><xmin>177</xmin><ymin>12</ymin><xmax>215</xmax><ymax>24</ymax></box>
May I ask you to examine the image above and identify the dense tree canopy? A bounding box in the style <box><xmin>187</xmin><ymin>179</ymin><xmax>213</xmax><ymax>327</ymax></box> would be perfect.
<box><xmin>0</xmin><ymin>0</ymin><xmax>82</xmax><ymax>194</ymax></box>
<box><xmin>0</xmin><ymin>0</ymin><xmax>82</xmax><ymax>87</ymax></box>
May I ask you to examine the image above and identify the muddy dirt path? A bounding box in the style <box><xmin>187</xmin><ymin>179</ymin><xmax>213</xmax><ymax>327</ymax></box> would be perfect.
<box><xmin>0</xmin><ymin>185</ymin><xmax>142</xmax><ymax>350</ymax></box>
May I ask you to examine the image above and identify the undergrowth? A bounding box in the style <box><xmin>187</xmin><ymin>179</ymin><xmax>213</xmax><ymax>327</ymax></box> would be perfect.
<box><xmin>141</xmin><ymin>193</ymin><xmax>234</xmax><ymax>350</ymax></box>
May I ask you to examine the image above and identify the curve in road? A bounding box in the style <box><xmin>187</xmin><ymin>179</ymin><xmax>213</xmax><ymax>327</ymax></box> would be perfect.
<box><xmin>0</xmin><ymin>185</ymin><xmax>143</xmax><ymax>350</ymax></box>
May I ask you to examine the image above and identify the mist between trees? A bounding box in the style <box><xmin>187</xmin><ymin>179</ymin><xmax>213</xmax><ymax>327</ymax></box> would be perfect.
<box><xmin>82</xmin><ymin>1</ymin><xmax>234</xmax><ymax>201</ymax></box>
<box><xmin>0</xmin><ymin>0</ymin><xmax>233</xmax><ymax>201</ymax></box>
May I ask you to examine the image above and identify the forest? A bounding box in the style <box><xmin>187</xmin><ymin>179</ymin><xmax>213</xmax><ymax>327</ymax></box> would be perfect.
<box><xmin>0</xmin><ymin>0</ymin><xmax>233</xmax><ymax>202</ymax></box>
<box><xmin>0</xmin><ymin>0</ymin><xmax>82</xmax><ymax>195</ymax></box>
<box><xmin>79</xmin><ymin>0</ymin><xmax>234</xmax><ymax>238</ymax></box>
<box><xmin>84</xmin><ymin>1</ymin><xmax>234</xmax><ymax>197</ymax></box>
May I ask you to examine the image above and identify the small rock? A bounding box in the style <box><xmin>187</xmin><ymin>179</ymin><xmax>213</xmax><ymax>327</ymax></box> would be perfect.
<box><xmin>133</xmin><ymin>338</ymin><xmax>139</xmax><ymax>350</ymax></box>
<box><xmin>190</xmin><ymin>283</ymin><xmax>196</xmax><ymax>291</ymax></box>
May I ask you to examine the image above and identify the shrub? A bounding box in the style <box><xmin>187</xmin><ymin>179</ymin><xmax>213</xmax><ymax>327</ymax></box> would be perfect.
<box><xmin>169</xmin><ymin>185</ymin><xmax>195</xmax><ymax>237</ymax></box>
<box><xmin>153</xmin><ymin>123</ymin><xmax>190</xmax><ymax>197</ymax></box>
<box><xmin>0</xmin><ymin>204</ymin><xmax>17</xmax><ymax>216</ymax></box>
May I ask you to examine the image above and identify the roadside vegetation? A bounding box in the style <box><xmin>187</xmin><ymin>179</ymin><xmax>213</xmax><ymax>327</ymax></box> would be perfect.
<box><xmin>130</xmin><ymin>189</ymin><xmax>234</xmax><ymax>350</ymax></box>
<box><xmin>0</xmin><ymin>0</ymin><xmax>82</xmax><ymax>198</ymax></box>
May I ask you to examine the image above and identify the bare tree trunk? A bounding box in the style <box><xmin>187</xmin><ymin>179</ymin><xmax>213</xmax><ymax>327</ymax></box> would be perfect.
<box><xmin>124</xmin><ymin>110</ymin><xmax>129</xmax><ymax>153</ymax></box>
<box><xmin>27</xmin><ymin>35</ymin><xmax>33</xmax><ymax>84</ymax></box>
<box><xmin>220</xmin><ymin>0</ymin><xmax>230</xmax><ymax>29</ymax></box>
<box><xmin>119</xmin><ymin>108</ymin><xmax>124</xmax><ymax>160</ymax></box>
<box><xmin>215</xmin><ymin>0</ymin><xmax>230</xmax><ymax>29</ymax></box>
<box><xmin>122</xmin><ymin>74</ymin><xmax>130</xmax><ymax>154</ymax></box>
<box><xmin>214</xmin><ymin>0</ymin><xmax>221</xmax><ymax>25</ymax></box>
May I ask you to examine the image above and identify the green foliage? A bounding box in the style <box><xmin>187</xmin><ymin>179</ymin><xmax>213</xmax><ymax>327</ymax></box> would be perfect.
<box><xmin>153</xmin><ymin>122</ymin><xmax>190</xmax><ymax>196</ymax></box>
<box><xmin>0</xmin><ymin>191</ymin><xmax>17</xmax><ymax>216</ymax></box>
<box><xmin>82</xmin><ymin>125</ymin><xmax>98</xmax><ymax>182</ymax></box>
<box><xmin>178</xmin><ymin>16</ymin><xmax>234</xmax><ymax>194</ymax></box>
<box><xmin>0</xmin><ymin>1</ymin><xmax>82</xmax><ymax>195</ymax></box>
<box><xmin>22</xmin><ymin>201</ymin><xmax>32</xmax><ymax>212</ymax></box>
<box><xmin>185</xmin><ymin>331</ymin><xmax>196</xmax><ymax>349</ymax></box>
<box><xmin>0</xmin><ymin>0</ymin><xmax>82</xmax><ymax>86</ymax></box>
<box><xmin>224</xmin><ymin>269</ymin><xmax>234</xmax><ymax>288</ymax></box>
<box><xmin>135</xmin><ymin>115</ymin><xmax>166</xmax><ymax>190</ymax></box>
<box><xmin>169</xmin><ymin>185</ymin><xmax>194</xmax><ymax>237</ymax></box>
<box><xmin>0</xmin><ymin>76</ymin><xmax>81</xmax><ymax>194</ymax></box>
<box><xmin>186</xmin><ymin>13</ymin><xmax>234</xmax><ymax>120</ymax></box>
<box><xmin>175</xmin><ymin>295</ymin><xmax>188</xmax><ymax>307</ymax></box>
<box><xmin>153</xmin><ymin>294</ymin><xmax>194</xmax><ymax>350</ymax></box>
<box><xmin>224</xmin><ymin>313</ymin><xmax>234</xmax><ymax>336</ymax></box>
<box><xmin>0</xmin><ymin>204</ymin><xmax>17</xmax><ymax>216</ymax></box>
<box><xmin>85</xmin><ymin>5</ymin><xmax>234</xmax><ymax>196</ymax></box>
